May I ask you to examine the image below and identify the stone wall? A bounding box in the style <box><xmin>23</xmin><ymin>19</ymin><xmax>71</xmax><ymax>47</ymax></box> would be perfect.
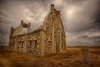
<box><xmin>9</xmin><ymin>4</ymin><xmax>66</xmax><ymax>56</ymax></box>
<box><xmin>9</xmin><ymin>31</ymin><xmax>41</xmax><ymax>56</ymax></box>
<box><xmin>43</xmin><ymin>4</ymin><xmax>66</xmax><ymax>55</ymax></box>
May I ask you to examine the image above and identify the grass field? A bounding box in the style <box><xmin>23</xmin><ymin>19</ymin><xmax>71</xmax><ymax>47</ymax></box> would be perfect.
<box><xmin>0</xmin><ymin>46</ymin><xmax>100</xmax><ymax>67</ymax></box>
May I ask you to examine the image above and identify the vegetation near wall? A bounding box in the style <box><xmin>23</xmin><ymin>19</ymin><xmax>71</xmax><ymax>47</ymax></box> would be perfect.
<box><xmin>0</xmin><ymin>47</ymin><xmax>100</xmax><ymax>67</ymax></box>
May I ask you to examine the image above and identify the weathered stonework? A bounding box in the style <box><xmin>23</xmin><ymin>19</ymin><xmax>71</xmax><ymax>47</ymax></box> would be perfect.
<box><xmin>9</xmin><ymin>4</ymin><xmax>66</xmax><ymax>56</ymax></box>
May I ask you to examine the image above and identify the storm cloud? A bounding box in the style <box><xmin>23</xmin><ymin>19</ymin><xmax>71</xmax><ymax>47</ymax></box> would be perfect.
<box><xmin>0</xmin><ymin>0</ymin><xmax>100</xmax><ymax>46</ymax></box>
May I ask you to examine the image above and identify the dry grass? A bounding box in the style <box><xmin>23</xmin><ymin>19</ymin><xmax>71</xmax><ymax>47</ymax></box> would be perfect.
<box><xmin>0</xmin><ymin>46</ymin><xmax>100</xmax><ymax>67</ymax></box>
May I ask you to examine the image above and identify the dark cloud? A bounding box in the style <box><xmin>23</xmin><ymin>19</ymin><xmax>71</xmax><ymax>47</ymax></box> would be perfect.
<box><xmin>62</xmin><ymin>0</ymin><xmax>100</xmax><ymax>32</ymax></box>
<box><xmin>67</xmin><ymin>28</ymin><xmax>100</xmax><ymax>46</ymax></box>
<box><xmin>0</xmin><ymin>0</ymin><xmax>100</xmax><ymax>46</ymax></box>
<box><xmin>0</xmin><ymin>33</ymin><xmax>9</xmax><ymax>46</ymax></box>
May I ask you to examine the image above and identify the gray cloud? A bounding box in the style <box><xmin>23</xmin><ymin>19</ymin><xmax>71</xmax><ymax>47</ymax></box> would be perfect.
<box><xmin>63</xmin><ymin>0</ymin><xmax>100</xmax><ymax>32</ymax></box>
<box><xmin>66</xmin><ymin>28</ymin><xmax>100</xmax><ymax>46</ymax></box>
<box><xmin>0</xmin><ymin>0</ymin><xmax>100</xmax><ymax>46</ymax></box>
<box><xmin>0</xmin><ymin>33</ymin><xmax>9</xmax><ymax>46</ymax></box>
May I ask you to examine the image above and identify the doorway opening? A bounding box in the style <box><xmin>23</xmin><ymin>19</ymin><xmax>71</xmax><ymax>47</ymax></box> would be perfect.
<box><xmin>56</xmin><ymin>42</ymin><xmax>60</xmax><ymax>52</ymax></box>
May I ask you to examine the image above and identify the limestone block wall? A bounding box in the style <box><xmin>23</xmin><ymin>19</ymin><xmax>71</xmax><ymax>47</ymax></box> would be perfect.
<box><xmin>13</xmin><ymin>25</ymin><xmax>25</xmax><ymax>36</ymax></box>
<box><xmin>26</xmin><ymin>31</ymin><xmax>41</xmax><ymax>55</ymax></box>
<box><xmin>9</xmin><ymin>37</ymin><xmax>16</xmax><ymax>51</ymax></box>
<box><xmin>9</xmin><ymin>31</ymin><xmax>42</xmax><ymax>56</ymax></box>
<box><xmin>9</xmin><ymin>4</ymin><xmax>66</xmax><ymax>56</ymax></box>
<box><xmin>43</xmin><ymin>4</ymin><xmax>66</xmax><ymax>55</ymax></box>
<box><xmin>43</xmin><ymin>13</ymin><xmax>53</xmax><ymax>55</ymax></box>
<box><xmin>28</xmin><ymin>26</ymin><xmax>33</xmax><ymax>33</ymax></box>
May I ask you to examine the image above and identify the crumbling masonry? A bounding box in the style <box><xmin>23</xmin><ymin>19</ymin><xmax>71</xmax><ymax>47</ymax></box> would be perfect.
<box><xmin>9</xmin><ymin>4</ymin><xmax>66</xmax><ymax>56</ymax></box>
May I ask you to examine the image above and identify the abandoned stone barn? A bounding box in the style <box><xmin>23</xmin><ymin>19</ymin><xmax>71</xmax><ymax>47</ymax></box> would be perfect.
<box><xmin>9</xmin><ymin>4</ymin><xmax>66</xmax><ymax>56</ymax></box>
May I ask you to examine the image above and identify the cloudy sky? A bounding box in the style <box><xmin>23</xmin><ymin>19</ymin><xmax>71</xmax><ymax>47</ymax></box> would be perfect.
<box><xmin>0</xmin><ymin>0</ymin><xmax>100</xmax><ymax>46</ymax></box>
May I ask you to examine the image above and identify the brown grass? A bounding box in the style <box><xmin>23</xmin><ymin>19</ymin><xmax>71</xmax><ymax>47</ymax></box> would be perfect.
<box><xmin>0</xmin><ymin>47</ymin><xmax>100</xmax><ymax>67</ymax></box>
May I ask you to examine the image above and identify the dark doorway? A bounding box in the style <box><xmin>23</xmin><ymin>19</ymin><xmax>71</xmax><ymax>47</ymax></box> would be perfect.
<box><xmin>56</xmin><ymin>42</ymin><xmax>60</xmax><ymax>52</ymax></box>
<box><xmin>34</xmin><ymin>40</ymin><xmax>37</xmax><ymax>48</ymax></box>
<box><xmin>29</xmin><ymin>40</ymin><xmax>32</xmax><ymax>46</ymax></box>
